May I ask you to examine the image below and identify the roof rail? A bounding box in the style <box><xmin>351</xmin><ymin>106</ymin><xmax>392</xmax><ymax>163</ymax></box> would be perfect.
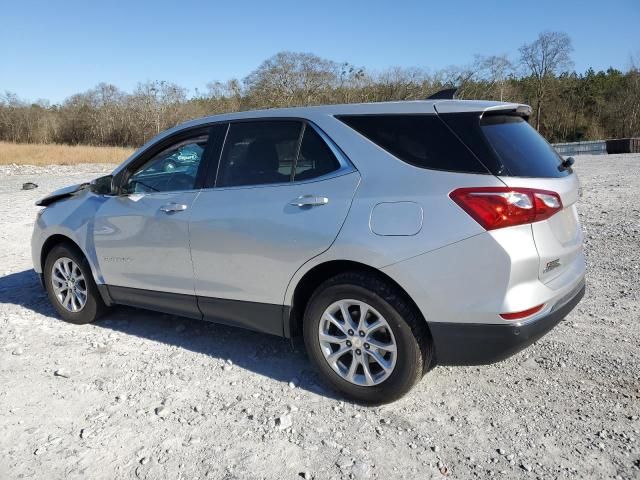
<box><xmin>427</xmin><ymin>88</ymin><xmax>458</xmax><ymax>100</ymax></box>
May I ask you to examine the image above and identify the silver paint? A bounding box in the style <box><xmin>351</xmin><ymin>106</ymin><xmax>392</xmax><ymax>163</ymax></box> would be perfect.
<box><xmin>32</xmin><ymin>99</ymin><xmax>585</xmax><ymax>336</ymax></box>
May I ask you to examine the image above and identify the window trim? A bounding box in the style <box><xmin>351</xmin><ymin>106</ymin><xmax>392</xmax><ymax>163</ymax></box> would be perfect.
<box><xmin>290</xmin><ymin>122</ymin><xmax>306</xmax><ymax>182</ymax></box>
<box><xmin>212</xmin><ymin>119</ymin><xmax>303</xmax><ymax>189</ymax></box>
<box><xmin>303</xmin><ymin>122</ymin><xmax>354</xmax><ymax>180</ymax></box>
<box><xmin>114</xmin><ymin>117</ymin><xmax>356</xmax><ymax>194</ymax></box>
<box><xmin>114</xmin><ymin>126</ymin><xmax>217</xmax><ymax>195</ymax></box>
<box><xmin>203</xmin><ymin>123</ymin><xmax>230</xmax><ymax>188</ymax></box>
<box><xmin>202</xmin><ymin>117</ymin><xmax>354</xmax><ymax>191</ymax></box>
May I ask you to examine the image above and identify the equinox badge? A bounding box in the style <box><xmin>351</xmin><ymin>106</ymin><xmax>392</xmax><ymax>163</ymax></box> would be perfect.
<box><xmin>543</xmin><ymin>258</ymin><xmax>561</xmax><ymax>273</ymax></box>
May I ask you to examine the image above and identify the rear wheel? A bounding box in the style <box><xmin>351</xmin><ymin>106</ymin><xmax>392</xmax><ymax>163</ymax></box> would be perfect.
<box><xmin>44</xmin><ymin>243</ymin><xmax>107</xmax><ymax>324</ymax></box>
<box><xmin>303</xmin><ymin>272</ymin><xmax>431</xmax><ymax>404</ymax></box>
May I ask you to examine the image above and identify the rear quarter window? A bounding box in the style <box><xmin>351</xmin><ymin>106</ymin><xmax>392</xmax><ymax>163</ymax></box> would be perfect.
<box><xmin>337</xmin><ymin>114</ymin><xmax>489</xmax><ymax>174</ymax></box>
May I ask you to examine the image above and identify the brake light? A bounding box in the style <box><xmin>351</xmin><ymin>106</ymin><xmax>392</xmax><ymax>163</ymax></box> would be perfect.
<box><xmin>449</xmin><ymin>187</ymin><xmax>563</xmax><ymax>230</ymax></box>
<box><xmin>500</xmin><ymin>304</ymin><xmax>544</xmax><ymax>320</ymax></box>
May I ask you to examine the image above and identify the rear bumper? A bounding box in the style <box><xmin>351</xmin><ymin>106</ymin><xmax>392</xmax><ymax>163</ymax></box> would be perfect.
<box><xmin>429</xmin><ymin>280</ymin><xmax>585</xmax><ymax>366</ymax></box>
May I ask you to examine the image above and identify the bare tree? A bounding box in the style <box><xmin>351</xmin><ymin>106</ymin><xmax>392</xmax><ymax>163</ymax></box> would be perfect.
<box><xmin>336</xmin><ymin>63</ymin><xmax>366</xmax><ymax>103</ymax></box>
<box><xmin>519</xmin><ymin>31</ymin><xmax>573</xmax><ymax>130</ymax></box>
<box><xmin>1</xmin><ymin>45</ymin><xmax>639</xmax><ymax>148</ymax></box>
<box><xmin>132</xmin><ymin>81</ymin><xmax>187</xmax><ymax>141</ymax></box>
<box><xmin>374</xmin><ymin>67</ymin><xmax>431</xmax><ymax>101</ymax></box>
<box><xmin>205</xmin><ymin>79</ymin><xmax>243</xmax><ymax>112</ymax></box>
<box><xmin>244</xmin><ymin>52</ymin><xmax>339</xmax><ymax>107</ymax></box>
<box><xmin>474</xmin><ymin>55</ymin><xmax>514</xmax><ymax>101</ymax></box>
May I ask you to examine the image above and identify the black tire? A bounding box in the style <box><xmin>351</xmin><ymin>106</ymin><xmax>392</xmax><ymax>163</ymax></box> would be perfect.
<box><xmin>44</xmin><ymin>243</ymin><xmax>107</xmax><ymax>324</ymax></box>
<box><xmin>303</xmin><ymin>271</ymin><xmax>431</xmax><ymax>404</ymax></box>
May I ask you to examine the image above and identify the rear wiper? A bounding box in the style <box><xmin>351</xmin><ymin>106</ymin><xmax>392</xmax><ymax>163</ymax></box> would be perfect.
<box><xmin>558</xmin><ymin>156</ymin><xmax>575</xmax><ymax>172</ymax></box>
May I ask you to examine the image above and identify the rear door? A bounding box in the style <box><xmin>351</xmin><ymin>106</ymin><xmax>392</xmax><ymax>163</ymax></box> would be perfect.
<box><xmin>188</xmin><ymin>120</ymin><xmax>359</xmax><ymax>335</ymax></box>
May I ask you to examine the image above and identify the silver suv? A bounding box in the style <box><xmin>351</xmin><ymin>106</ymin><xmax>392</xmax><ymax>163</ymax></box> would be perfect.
<box><xmin>32</xmin><ymin>100</ymin><xmax>585</xmax><ymax>403</ymax></box>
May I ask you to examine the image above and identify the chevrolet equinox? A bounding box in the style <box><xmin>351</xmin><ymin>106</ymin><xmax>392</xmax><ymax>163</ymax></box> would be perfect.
<box><xmin>32</xmin><ymin>99</ymin><xmax>586</xmax><ymax>403</ymax></box>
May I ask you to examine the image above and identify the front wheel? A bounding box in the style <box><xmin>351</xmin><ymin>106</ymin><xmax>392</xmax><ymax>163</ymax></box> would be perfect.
<box><xmin>303</xmin><ymin>272</ymin><xmax>431</xmax><ymax>404</ymax></box>
<box><xmin>44</xmin><ymin>243</ymin><xmax>107</xmax><ymax>324</ymax></box>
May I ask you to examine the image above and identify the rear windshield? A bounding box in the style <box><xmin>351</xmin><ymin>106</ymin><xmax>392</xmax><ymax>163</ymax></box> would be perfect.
<box><xmin>480</xmin><ymin>115</ymin><xmax>569</xmax><ymax>178</ymax></box>
<box><xmin>337</xmin><ymin>114</ymin><xmax>489</xmax><ymax>174</ymax></box>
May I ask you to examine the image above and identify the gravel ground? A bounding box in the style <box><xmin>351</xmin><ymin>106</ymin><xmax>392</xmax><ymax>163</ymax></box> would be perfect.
<box><xmin>0</xmin><ymin>156</ymin><xmax>638</xmax><ymax>480</ymax></box>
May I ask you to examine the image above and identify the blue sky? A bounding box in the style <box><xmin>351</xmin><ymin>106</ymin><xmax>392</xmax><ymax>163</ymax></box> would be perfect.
<box><xmin>1</xmin><ymin>0</ymin><xmax>639</xmax><ymax>104</ymax></box>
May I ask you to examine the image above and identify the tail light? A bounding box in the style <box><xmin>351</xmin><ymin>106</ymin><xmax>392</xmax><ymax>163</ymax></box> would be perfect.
<box><xmin>449</xmin><ymin>187</ymin><xmax>562</xmax><ymax>230</ymax></box>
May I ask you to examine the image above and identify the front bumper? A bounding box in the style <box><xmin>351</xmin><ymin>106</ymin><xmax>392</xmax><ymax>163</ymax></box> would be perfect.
<box><xmin>428</xmin><ymin>280</ymin><xmax>585</xmax><ymax>366</ymax></box>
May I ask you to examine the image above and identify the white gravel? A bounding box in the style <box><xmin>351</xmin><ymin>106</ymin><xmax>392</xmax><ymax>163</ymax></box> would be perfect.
<box><xmin>0</xmin><ymin>155</ymin><xmax>639</xmax><ymax>479</ymax></box>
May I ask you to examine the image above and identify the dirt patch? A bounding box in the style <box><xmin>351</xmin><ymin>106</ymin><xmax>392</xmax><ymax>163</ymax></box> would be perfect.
<box><xmin>0</xmin><ymin>155</ymin><xmax>638</xmax><ymax>479</ymax></box>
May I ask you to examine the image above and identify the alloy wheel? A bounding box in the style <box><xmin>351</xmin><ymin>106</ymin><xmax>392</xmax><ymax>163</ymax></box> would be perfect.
<box><xmin>51</xmin><ymin>257</ymin><xmax>88</xmax><ymax>312</ymax></box>
<box><xmin>318</xmin><ymin>299</ymin><xmax>397</xmax><ymax>386</ymax></box>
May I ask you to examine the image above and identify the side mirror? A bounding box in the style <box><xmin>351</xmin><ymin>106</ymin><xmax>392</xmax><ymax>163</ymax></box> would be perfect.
<box><xmin>90</xmin><ymin>175</ymin><xmax>115</xmax><ymax>195</ymax></box>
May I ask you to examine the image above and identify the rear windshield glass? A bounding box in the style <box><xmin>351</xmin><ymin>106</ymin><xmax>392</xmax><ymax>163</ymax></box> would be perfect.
<box><xmin>480</xmin><ymin>115</ymin><xmax>569</xmax><ymax>178</ymax></box>
<box><xmin>337</xmin><ymin>114</ymin><xmax>488</xmax><ymax>174</ymax></box>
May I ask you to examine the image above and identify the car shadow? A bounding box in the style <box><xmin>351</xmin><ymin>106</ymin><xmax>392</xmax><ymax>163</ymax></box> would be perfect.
<box><xmin>0</xmin><ymin>269</ymin><xmax>339</xmax><ymax>400</ymax></box>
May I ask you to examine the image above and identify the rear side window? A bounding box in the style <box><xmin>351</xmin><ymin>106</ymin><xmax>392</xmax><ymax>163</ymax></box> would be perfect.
<box><xmin>294</xmin><ymin>126</ymin><xmax>341</xmax><ymax>181</ymax></box>
<box><xmin>337</xmin><ymin>114</ymin><xmax>488</xmax><ymax>174</ymax></box>
<box><xmin>480</xmin><ymin>115</ymin><xmax>569</xmax><ymax>178</ymax></box>
<box><xmin>216</xmin><ymin>121</ymin><xmax>302</xmax><ymax>187</ymax></box>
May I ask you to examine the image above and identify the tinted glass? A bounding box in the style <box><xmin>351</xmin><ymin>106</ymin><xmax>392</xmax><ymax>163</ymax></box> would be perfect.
<box><xmin>294</xmin><ymin>126</ymin><xmax>341</xmax><ymax>181</ymax></box>
<box><xmin>480</xmin><ymin>115</ymin><xmax>569</xmax><ymax>178</ymax></box>
<box><xmin>217</xmin><ymin>121</ymin><xmax>302</xmax><ymax>187</ymax></box>
<box><xmin>337</xmin><ymin>114</ymin><xmax>487</xmax><ymax>174</ymax></box>
<box><xmin>126</xmin><ymin>134</ymin><xmax>208</xmax><ymax>193</ymax></box>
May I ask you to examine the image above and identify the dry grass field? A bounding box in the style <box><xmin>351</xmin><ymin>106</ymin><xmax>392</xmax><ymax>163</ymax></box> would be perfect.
<box><xmin>0</xmin><ymin>142</ymin><xmax>134</xmax><ymax>166</ymax></box>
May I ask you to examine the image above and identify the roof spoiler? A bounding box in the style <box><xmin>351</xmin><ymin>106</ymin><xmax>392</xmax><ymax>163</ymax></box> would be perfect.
<box><xmin>481</xmin><ymin>104</ymin><xmax>532</xmax><ymax>120</ymax></box>
<box><xmin>427</xmin><ymin>88</ymin><xmax>458</xmax><ymax>100</ymax></box>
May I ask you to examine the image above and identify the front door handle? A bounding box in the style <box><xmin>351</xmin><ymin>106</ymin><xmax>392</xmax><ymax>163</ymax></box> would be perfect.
<box><xmin>289</xmin><ymin>195</ymin><xmax>329</xmax><ymax>207</ymax></box>
<box><xmin>160</xmin><ymin>202</ymin><xmax>188</xmax><ymax>213</ymax></box>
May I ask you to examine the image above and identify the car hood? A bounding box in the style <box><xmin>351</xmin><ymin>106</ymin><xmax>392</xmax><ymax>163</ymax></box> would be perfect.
<box><xmin>35</xmin><ymin>182</ymin><xmax>89</xmax><ymax>207</ymax></box>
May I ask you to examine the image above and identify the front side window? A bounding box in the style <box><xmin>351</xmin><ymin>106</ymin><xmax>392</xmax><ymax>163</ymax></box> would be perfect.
<box><xmin>216</xmin><ymin>121</ymin><xmax>302</xmax><ymax>187</ymax></box>
<box><xmin>126</xmin><ymin>133</ymin><xmax>209</xmax><ymax>193</ymax></box>
<box><xmin>294</xmin><ymin>126</ymin><xmax>341</xmax><ymax>181</ymax></box>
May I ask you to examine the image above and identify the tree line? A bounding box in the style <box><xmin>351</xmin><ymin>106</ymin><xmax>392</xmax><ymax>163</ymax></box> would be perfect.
<box><xmin>1</xmin><ymin>31</ymin><xmax>638</xmax><ymax>148</ymax></box>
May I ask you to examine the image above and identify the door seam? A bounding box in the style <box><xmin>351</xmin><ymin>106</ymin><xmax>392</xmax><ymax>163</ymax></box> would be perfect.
<box><xmin>187</xmin><ymin>189</ymin><xmax>204</xmax><ymax>317</ymax></box>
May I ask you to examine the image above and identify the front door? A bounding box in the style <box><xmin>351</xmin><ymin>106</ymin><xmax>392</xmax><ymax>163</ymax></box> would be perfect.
<box><xmin>93</xmin><ymin>129</ymin><xmax>212</xmax><ymax>317</ymax></box>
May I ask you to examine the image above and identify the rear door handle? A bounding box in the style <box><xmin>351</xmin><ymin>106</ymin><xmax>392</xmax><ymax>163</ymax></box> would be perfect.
<box><xmin>160</xmin><ymin>202</ymin><xmax>188</xmax><ymax>213</ymax></box>
<box><xmin>290</xmin><ymin>195</ymin><xmax>329</xmax><ymax>207</ymax></box>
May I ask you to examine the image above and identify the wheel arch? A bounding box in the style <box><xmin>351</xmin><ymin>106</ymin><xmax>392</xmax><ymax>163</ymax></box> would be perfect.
<box><xmin>40</xmin><ymin>234</ymin><xmax>83</xmax><ymax>273</ymax></box>
<box><xmin>285</xmin><ymin>259</ymin><xmax>428</xmax><ymax>339</ymax></box>
<box><xmin>39</xmin><ymin>234</ymin><xmax>108</xmax><ymax>300</ymax></box>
